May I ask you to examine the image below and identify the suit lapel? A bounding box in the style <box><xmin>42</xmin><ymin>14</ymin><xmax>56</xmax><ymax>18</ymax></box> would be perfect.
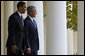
<box><xmin>27</xmin><ymin>16</ymin><xmax>37</xmax><ymax>29</ymax></box>
<box><xmin>27</xmin><ymin>16</ymin><xmax>38</xmax><ymax>34</ymax></box>
<box><xmin>15</xmin><ymin>11</ymin><xmax>24</xmax><ymax>29</ymax></box>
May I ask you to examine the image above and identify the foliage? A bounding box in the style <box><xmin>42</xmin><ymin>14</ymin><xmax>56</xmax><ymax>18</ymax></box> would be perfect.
<box><xmin>66</xmin><ymin>1</ymin><xmax>78</xmax><ymax>32</ymax></box>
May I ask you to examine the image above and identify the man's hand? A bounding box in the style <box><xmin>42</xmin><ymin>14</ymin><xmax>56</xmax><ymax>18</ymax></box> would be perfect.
<box><xmin>26</xmin><ymin>48</ymin><xmax>31</xmax><ymax>54</ymax></box>
<box><xmin>11</xmin><ymin>45</ymin><xmax>17</xmax><ymax>53</ymax></box>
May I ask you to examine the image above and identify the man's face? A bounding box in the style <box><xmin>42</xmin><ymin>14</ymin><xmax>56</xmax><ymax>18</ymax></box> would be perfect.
<box><xmin>20</xmin><ymin>4</ymin><xmax>26</xmax><ymax>14</ymax></box>
<box><xmin>31</xmin><ymin>8</ymin><xmax>37</xmax><ymax>18</ymax></box>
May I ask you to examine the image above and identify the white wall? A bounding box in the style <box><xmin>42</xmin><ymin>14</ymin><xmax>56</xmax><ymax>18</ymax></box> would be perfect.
<box><xmin>77</xmin><ymin>1</ymin><xmax>84</xmax><ymax>55</ymax></box>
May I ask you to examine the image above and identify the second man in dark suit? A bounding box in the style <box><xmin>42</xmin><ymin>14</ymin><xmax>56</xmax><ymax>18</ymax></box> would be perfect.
<box><xmin>24</xmin><ymin>6</ymin><xmax>39</xmax><ymax>55</ymax></box>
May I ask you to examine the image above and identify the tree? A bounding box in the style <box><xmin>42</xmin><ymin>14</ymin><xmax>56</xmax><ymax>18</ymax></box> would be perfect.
<box><xmin>66</xmin><ymin>1</ymin><xmax>78</xmax><ymax>32</ymax></box>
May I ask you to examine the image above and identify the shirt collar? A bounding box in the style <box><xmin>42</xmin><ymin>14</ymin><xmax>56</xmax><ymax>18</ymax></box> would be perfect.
<box><xmin>28</xmin><ymin>15</ymin><xmax>34</xmax><ymax>21</ymax></box>
<box><xmin>17</xmin><ymin>11</ymin><xmax>22</xmax><ymax>17</ymax></box>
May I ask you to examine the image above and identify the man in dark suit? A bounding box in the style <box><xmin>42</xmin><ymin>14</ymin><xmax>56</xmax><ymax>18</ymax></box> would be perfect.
<box><xmin>6</xmin><ymin>1</ymin><xmax>26</xmax><ymax>55</ymax></box>
<box><xmin>24</xmin><ymin>6</ymin><xmax>39</xmax><ymax>55</ymax></box>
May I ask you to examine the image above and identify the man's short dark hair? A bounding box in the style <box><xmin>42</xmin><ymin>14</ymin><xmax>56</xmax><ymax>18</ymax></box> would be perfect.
<box><xmin>17</xmin><ymin>1</ymin><xmax>26</xmax><ymax>9</ymax></box>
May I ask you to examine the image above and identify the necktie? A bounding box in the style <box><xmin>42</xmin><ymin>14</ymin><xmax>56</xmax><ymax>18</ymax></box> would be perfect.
<box><xmin>21</xmin><ymin>15</ymin><xmax>24</xmax><ymax>26</ymax></box>
<box><xmin>33</xmin><ymin>19</ymin><xmax>37</xmax><ymax>28</ymax></box>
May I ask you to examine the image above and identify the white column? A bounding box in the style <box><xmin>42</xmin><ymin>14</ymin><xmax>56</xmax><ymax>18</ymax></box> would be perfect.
<box><xmin>27</xmin><ymin>1</ymin><xmax>44</xmax><ymax>55</ymax></box>
<box><xmin>1</xmin><ymin>1</ymin><xmax>5</xmax><ymax>55</ymax></box>
<box><xmin>67</xmin><ymin>29</ymin><xmax>74</xmax><ymax>55</ymax></box>
<box><xmin>43</xmin><ymin>1</ymin><xmax>46</xmax><ymax>55</ymax></box>
<box><xmin>77</xmin><ymin>1</ymin><xmax>84</xmax><ymax>55</ymax></box>
<box><xmin>4</xmin><ymin>1</ymin><xmax>14</xmax><ymax>55</ymax></box>
<box><xmin>73</xmin><ymin>31</ymin><xmax>78</xmax><ymax>55</ymax></box>
<box><xmin>46</xmin><ymin>1</ymin><xmax>67</xmax><ymax>55</ymax></box>
<box><xmin>14</xmin><ymin>1</ymin><xmax>19</xmax><ymax>12</ymax></box>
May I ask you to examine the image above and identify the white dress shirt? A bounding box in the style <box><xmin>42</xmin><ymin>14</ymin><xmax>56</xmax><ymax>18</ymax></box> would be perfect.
<box><xmin>17</xmin><ymin>11</ymin><xmax>22</xmax><ymax>17</ymax></box>
<box><xmin>28</xmin><ymin>15</ymin><xmax>34</xmax><ymax>22</ymax></box>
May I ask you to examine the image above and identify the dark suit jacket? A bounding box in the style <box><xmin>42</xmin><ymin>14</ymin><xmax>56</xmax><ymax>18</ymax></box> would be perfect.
<box><xmin>24</xmin><ymin>16</ymin><xmax>39</xmax><ymax>52</ymax></box>
<box><xmin>6</xmin><ymin>11</ymin><xmax>24</xmax><ymax>51</ymax></box>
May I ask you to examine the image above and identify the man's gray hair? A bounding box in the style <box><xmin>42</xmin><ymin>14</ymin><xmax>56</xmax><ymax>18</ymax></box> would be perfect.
<box><xmin>27</xmin><ymin>6</ymin><xmax>35</xmax><ymax>14</ymax></box>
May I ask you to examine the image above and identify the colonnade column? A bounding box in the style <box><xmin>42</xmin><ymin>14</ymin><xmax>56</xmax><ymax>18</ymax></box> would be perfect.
<box><xmin>77</xmin><ymin>1</ymin><xmax>84</xmax><ymax>55</ymax></box>
<box><xmin>4</xmin><ymin>1</ymin><xmax>14</xmax><ymax>55</ymax></box>
<box><xmin>1</xmin><ymin>1</ymin><xmax>5</xmax><ymax>55</ymax></box>
<box><xmin>46</xmin><ymin>1</ymin><xmax>67</xmax><ymax>55</ymax></box>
